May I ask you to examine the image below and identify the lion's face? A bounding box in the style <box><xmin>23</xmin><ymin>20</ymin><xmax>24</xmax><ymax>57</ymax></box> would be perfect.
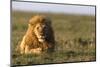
<box><xmin>34</xmin><ymin>23</ymin><xmax>47</xmax><ymax>43</ymax></box>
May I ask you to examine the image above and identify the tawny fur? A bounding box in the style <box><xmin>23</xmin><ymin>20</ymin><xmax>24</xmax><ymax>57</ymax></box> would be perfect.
<box><xmin>17</xmin><ymin>15</ymin><xmax>55</xmax><ymax>54</ymax></box>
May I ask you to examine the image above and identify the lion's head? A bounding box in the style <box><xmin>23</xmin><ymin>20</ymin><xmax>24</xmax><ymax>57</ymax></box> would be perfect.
<box><xmin>29</xmin><ymin>15</ymin><xmax>53</xmax><ymax>43</ymax></box>
<box><xmin>34</xmin><ymin>21</ymin><xmax>48</xmax><ymax>42</ymax></box>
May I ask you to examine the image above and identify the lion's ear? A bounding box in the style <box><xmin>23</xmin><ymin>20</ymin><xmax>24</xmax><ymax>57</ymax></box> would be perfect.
<box><xmin>29</xmin><ymin>17</ymin><xmax>33</xmax><ymax>25</ymax></box>
<box><xmin>29</xmin><ymin>15</ymin><xmax>39</xmax><ymax>25</ymax></box>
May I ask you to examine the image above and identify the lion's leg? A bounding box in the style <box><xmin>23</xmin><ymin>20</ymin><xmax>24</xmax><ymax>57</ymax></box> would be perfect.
<box><xmin>20</xmin><ymin>36</ymin><xmax>26</xmax><ymax>54</ymax></box>
<box><xmin>20</xmin><ymin>42</ymin><xmax>25</xmax><ymax>54</ymax></box>
<box><xmin>30</xmin><ymin>48</ymin><xmax>42</xmax><ymax>54</ymax></box>
<box><xmin>24</xmin><ymin>45</ymin><xmax>30</xmax><ymax>54</ymax></box>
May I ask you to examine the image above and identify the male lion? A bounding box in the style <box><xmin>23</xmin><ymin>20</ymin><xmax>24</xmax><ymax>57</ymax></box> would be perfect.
<box><xmin>18</xmin><ymin>15</ymin><xmax>55</xmax><ymax>54</ymax></box>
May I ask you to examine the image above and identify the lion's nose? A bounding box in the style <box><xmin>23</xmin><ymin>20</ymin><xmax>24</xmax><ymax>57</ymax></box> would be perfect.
<box><xmin>39</xmin><ymin>36</ymin><xmax>45</xmax><ymax>39</ymax></box>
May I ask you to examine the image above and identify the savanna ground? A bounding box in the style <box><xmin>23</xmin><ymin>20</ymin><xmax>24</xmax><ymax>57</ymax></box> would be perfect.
<box><xmin>11</xmin><ymin>11</ymin><xmax>96</xmax><ymax>66</ymax></box>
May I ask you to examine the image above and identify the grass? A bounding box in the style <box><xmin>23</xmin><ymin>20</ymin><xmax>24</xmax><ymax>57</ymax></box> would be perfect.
<box><xmin>11</xmin><ymin>11</ymin><xmax>96</xmax><ymax>66</ymax></box>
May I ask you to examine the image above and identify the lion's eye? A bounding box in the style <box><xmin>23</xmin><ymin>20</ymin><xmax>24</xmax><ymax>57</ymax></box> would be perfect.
<box><xmin>37</xmin><ymin>27</ymin><xmax>39</xmax><ymax>29</ymax></box>
<box><xmin>43</xmin><ymin>25</ymin><xmax>46</xmax><ymax>28</ymax></box>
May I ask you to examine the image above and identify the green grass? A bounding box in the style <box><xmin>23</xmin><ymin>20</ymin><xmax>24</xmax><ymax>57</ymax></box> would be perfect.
<box><xmin>11</xmin><ymin>11</ymin><xmax>96</xmax><ymax>66</ymax></box>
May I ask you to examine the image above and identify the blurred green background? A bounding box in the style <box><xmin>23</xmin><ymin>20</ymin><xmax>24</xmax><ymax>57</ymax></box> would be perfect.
<box><xmin>11</xmin><ymin>11</ymin><xmax>96</xmax><ymax>66</ymax></box>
